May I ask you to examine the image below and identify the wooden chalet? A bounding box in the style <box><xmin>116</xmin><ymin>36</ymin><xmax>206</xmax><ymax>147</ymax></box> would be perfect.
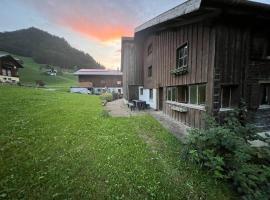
<box><xmin>0</xmin><ymin>54</ymin><xmax>23</xmax><ymax>84</ymax></box>
<box><xmin>74</xmin><ymin>69</ymin><xmax>123</xmax><ymax>94</ymax></box>
<box><xmin>121</xmin><ymin>0</ymin><xmax>270</xmax><ymax>131</ymax></box>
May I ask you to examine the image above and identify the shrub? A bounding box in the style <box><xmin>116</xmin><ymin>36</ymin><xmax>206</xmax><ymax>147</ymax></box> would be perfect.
<box><xmin>100</xmin><ymin>92</ymin><xmax>113</xmax><ymax>102</ymax></box>
<box><xmin>181</xmin><ymin>110</ymin><xmax>270</xmax><ymax>200</ymax></box>
<box><xmin>112</xmin><ymin>91</ymin><xmax>120</xmax><ymax>100</ymax></box>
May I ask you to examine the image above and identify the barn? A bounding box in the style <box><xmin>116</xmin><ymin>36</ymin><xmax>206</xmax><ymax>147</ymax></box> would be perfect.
<box><xmin>121</xmin><ymin>0</ymin><xmax>270</xmax><ymax>130</ymax></box>
<box><xmin>74</xmin><ymin>69</ymin><xmax>123</xmax><ymax>94</ymax></box>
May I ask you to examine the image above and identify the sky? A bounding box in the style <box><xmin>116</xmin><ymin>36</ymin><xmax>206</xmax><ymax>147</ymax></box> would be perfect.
<box><xmin>0</xmin><ymin>0</ymin><xmax>269</xmax><ymax>69</ymax></box>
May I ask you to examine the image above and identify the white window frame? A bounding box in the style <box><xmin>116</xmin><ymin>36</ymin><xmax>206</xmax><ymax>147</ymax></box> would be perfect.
<box><xmin>188</xmin><ymin>84</ymin><xmax>206</xmax><ymax>106</ymax></box>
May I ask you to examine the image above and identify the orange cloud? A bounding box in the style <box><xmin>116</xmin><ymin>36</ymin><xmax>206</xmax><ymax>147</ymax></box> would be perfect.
<box><xmin>60</xmin><ymin>18</ymin><xmax>133</xmax><ymax>41</ymax></box>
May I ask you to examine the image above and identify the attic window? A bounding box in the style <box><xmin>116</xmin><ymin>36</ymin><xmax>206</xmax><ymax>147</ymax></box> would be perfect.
<box><xmin>148</xmin><ymin>44</ymin><xmax>153</xmax><ymax>56</ymax></box>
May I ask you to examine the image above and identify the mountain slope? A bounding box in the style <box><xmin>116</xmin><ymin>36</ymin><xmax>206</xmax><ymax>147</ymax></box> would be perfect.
<box><xmin>0</xmin><ymin>27</ymin><xmax>103</xmax><ymax>69</ymax></box>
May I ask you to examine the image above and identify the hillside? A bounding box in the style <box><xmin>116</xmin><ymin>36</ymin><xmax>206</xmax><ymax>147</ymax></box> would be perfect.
<box><xmin>0</xmin><ymin>27</ymin><xmax>103</xmax><ymax>69</ymax></box>
<box><xmin>7</xmin><ymin>53</ymin><xmax>78</xmax><ymax>89</ymax></box>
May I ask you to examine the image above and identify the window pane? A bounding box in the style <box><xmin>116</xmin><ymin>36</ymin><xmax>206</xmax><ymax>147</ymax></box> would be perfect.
<box><xmin>140</xmin><ymin>88</ymin><xmax>143</xmax><ymax>95</ymax></box>
<box><xmin>176</xmin><ymin>44</ymin><xmax>188</xmax><ymax>69</ymax></box>
<box><xmin>167</xmin><ymin>88</ymin><xmax>171</xmax><ymax>101</ymax></box>
<box><xmin>184</xmin><ymin>57</ymin><xmax>187</xmax><ymax>67</ymax></box>
<box><xmin>179</xmin><ymin>59</ymin><xmax>183</xmax><ymax>68</ymax></box>
<box><xmin>198</xmin><ymin>85</ymin><xmax>206</xmax><ymax>105</ymax></box>
<box><xmin>172</xmin><ymin>87</ymin><xmax>176</xmax><ymax>101</ymax></box>
<box><xmin>178</xmin><ymin>86</ymin><xmax>188</xmax><ymax>103</ymax></box>
<box><xmin>261</xmin><ymin>84</ymin><xmax>270</xmax><ymax>105</ymax></box>
<box><xmin>179</xmin><ymin>48</ymin><xmax>183</xmax><ymax>58</ymax></box>
<box><xmin>184</xmin><ymin>46</ymin><xmax>188</xmax><ymax>55</ymax></box>
<box><xmin>189</xmin><ymin>85</ymin><xmax>197</xmax><ymax>104</ymax></box>
<box><xmin>221</xmin><ymin>87</ymin><xmax>231</xmax><ymax>108</ymax></box>
<box><xmin>149</xmin><ymin>89</ymin><xmax>153</xmax><ymax>99</ymax></box>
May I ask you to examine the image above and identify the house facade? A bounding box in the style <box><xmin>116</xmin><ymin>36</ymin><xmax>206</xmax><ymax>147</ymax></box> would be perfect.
<box><xmin>74</xmin><ymin>69</ymin><xmax>123</xmax><ymax>94</ymax></box>
<box><xmin>0</xmin><ymin>54</ymin><xmax>23</xmax><ymax>84</ymax></box>
<box><xmin>121</xmin><ymin>0</ymin><xmax>270</xmax><ymax>130</ymax></box>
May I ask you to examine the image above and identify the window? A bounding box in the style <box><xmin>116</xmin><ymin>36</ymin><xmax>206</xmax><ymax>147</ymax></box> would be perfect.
<box><xmin>148</xmin><ymin>66</ymin><xmax>152</xmax><ymax>77</ymax></box>
<box><xmin>2</xmin><ymin>68</ymin><xmax>7</xmax><ymax>76</ymax></box>
<box><xmin>221</xmin><ymin>87</ymin><xmax>232</xmax><ymax>108</ymax></box>
<box><xmin>7</xmin><ymin>69</ymin><xmax>11</xmax><ymax>77</ymax></box>
<box><xmin>149</xmin><ymin>89</ymin><xmax>153</xmax><ymax>100</ymax></box>
<box><xmin>167</xmin><ymin>86</ymin><xmax>188</xmax><ymax>103</ymax></box>
<box><xmin>148</xmin><ymin>43</ymin><xmax>153</xmax><ymax>56</ymax></box>
<box><xmin>171</xmin><ymin>87</ymin><xmax>176</xmax><ymax>102</ymax></box>
<box><xmin>176</xmin><ymin>44</ymin><xmax>188</xmax><ymax>69</ymax></box>
<box><xmin>140</xmin><ymin>88</ymin><xmax>143</xmax><ymax>95</ymax></box>
<box><xmin>189</xmin><ymin>85</ymin><xmax>197</xmax><ymax>104</ymax></box>
<box><xmin>167</xmin><ymin>88</ymin><xmax>172</xmax><ymax>101</ymax></box>
<box><xmin>221</xmin><ymin>86</ymin><xmax>238</xmax><ymax>108</ymax></box>
<box><xmin>101</xmin><ymin>80</ymin><xmax>105</xmax><ymax>85</ymax></box>
<box><xmin>177</xmin><ymin>86</ymin><xmax>188</xmax><ymax>103</ymax></box>
<box><xmin>198</xmin><ymin>85</ymin><xmax>206</xmax><ymax>105</ymax></box>
<box><xmin>189</xmin><ymin>84</ymin><xmax>206</xmax><ymax>105</ymax></box>
<box><xmin>261</xmin><ymin>84</ymin><xmax>270</xmax><ymax>105</ymax></box>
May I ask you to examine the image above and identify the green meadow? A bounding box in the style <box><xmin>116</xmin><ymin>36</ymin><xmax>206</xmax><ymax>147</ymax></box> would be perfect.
<box><xmin>0</xmin><ymin>86</ymin><xmax>235</xmax><ymax>199</ymax></box>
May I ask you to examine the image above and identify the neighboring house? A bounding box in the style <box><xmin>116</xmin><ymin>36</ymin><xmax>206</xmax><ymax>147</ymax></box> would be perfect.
<box><xmin>0</xmin><ymin>54</ymin><xmax>23</xmax><ymax>84</ymax></box>
<box><xmin>74</xmin><ymin>69</ymin><xmax>123</xmax><ymax>94</ymax></box>
<box><xmin>121</xmin><ymin>0</ymin><xmax>270</xmax><ymax>130</ymax></box>
<box><xmin>46</xmin><ymin>69</ymin><xmax>57</xmax><ymax>76</ymax></box>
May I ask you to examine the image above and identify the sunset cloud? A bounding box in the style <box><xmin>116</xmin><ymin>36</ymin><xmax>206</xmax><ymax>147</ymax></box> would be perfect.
<box><xmin>0</xmin><ymin>0</ymin><xmax>184</xmax><ymax>68</ymax></box>
<box><xmin>23</xmin><ymin>0</ymin><xmax>141</xmax><ymax>41</ymax></box>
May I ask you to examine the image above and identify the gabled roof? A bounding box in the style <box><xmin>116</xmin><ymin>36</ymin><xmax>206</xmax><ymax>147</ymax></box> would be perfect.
<box><xmin>74</xmin><ymin>69</ymin><xmax>123</xmax><ymax>76</ymax></box>
<box><xmin>135</xmin><ymin>0</ymin><xmax>270</xmax><ymax>33</ymax></box>
<box><xmin>135</xmin><ymin>0</ymin><xmax>202</xmax><ymax>33</ymax></box>
<box><xmin>0</xmin><ymin>54</ymin><xmax>24</xmax><ymax>68</ymax></box>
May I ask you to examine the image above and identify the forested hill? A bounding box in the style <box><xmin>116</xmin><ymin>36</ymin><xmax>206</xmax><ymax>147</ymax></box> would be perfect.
<box><xmin>0</xmin><ymin>27</ymin><xmax>104</xmax><ymax>69</ymax></box>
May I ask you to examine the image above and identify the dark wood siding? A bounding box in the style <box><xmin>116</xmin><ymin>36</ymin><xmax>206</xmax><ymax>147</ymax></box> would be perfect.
<box><xmin>141</xmin><ymin>22</ymin><xmax>216</xmax><ymax>128</ymax></box>
<box><xmin>122</xmin><ymin>37</ymin><xmax>144</xmax><ymax>101</ymax></box>
<box><xmin>78</xmin><ymin>75</ymin><xmax>122</xmax><ymax>88</ymax></box>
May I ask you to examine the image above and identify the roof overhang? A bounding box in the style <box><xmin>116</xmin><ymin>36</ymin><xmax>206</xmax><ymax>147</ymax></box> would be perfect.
<box><xmin>74</xmin><ymin>69</ymin><xmax>123</xmax><ymax>76</ymax></box>
<box><xmin>135</xmin><ymin>0</ymin><xmax>202</xmax><ymax>33</ymax></box>
<box><xmin>0</xmin><ymin>54</ymin><xmax>24</xmax><ymax>68</ymax></box>
<box><xmin>135</xmin><ymin>0</ymin><xmax>270</xmax><ymax>34</ymax></box>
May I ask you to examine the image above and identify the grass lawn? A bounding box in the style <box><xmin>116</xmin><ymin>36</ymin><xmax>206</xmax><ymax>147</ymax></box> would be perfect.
<box><xmin>0</xmin><ymin>86</ymin><xmax>235</xmax><ymax>199</ymax></box>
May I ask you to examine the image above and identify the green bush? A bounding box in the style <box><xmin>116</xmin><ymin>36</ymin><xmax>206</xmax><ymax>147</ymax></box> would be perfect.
<box><xmin>181</xmin><ymin>111</ymin><xmax>270</xmax><ymax>200</ymax></box>
<box><xmin>100</xmin><ymin>92</ymin><xmax>113</xmax><ymax>102</ymax></box>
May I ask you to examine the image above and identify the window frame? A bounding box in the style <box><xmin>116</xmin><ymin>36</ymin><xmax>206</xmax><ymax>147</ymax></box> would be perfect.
<box><xmin>188</xmin><ymin>84</ymin><xmax>206</xmax><ymax>105</ymax></box>
<box><xmin>167</xmin><ymin>86</ymin><xmax>188</xmax><ymax>103</ymax></box>
<box><xmin>176</xmin><ymin>43</ymin><xmax>188</xmax><ymax>69</ymax></box>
